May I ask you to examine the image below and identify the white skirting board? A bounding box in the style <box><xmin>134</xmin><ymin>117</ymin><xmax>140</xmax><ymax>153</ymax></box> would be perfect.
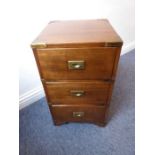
<box><xmin>19</xmin><ymin>41</ymin><xmax>135</xmax><ymax>110</ymax></box>
<box><xmin>121</xmin><ymin>41</ymin><xmax>135</xmax><ymax>55</ymax></box>
<box><xmin>19</xmin><ymin>86</ymin><xmax>45</xmax><ymax>110</ymax></box>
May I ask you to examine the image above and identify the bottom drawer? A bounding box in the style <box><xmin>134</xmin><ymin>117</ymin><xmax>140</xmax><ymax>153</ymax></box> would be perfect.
<box><xmin>49</xmin><ymin>105</ymin><xmax>107</xmax><ymax>126</ymax></box>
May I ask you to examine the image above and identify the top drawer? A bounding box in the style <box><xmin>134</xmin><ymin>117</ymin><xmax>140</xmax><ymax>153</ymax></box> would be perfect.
<box><xmin>35</xmin><ymin>47</ymin><xmax>119</xmax><ymax>80</ymax></box>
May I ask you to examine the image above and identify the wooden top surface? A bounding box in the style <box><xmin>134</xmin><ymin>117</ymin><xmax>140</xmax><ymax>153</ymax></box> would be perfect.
<box><xmin>32</xmin><ymin>19</ymin><xmax>123</xmax><ymax>48</ymax></box>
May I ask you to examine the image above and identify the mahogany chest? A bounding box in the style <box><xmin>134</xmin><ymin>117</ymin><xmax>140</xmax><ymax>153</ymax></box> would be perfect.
<box><xmin>31</xmin><ymin>19</ymin><xmax>123</xmax><ymax>126</ymax></box>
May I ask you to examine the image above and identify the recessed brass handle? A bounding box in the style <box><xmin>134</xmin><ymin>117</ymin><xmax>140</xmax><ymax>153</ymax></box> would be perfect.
<box><xmin>73</xmin><ymin>64</ymin><xmax>81</xmax><ymax>69</ymax></box>
<box><xmin>73</xmin><ymin>112</ymin><xmax>84</xmax><ymax>118</ymax></box>
<box><xmin>68</xmin><ymin>60</ymin><xmax>85</xmax><ymax>69</ymax></box>
<box><xmin>70</xmin><ymin>90</ymin><xmax>85</xmax><ymax>97</ymax></box>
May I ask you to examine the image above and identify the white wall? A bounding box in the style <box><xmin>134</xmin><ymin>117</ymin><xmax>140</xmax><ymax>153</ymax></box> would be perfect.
<box><xmin>19</xmin><ymin>0</ymin><xmax>135</xmax><ymax>107</ymax></box>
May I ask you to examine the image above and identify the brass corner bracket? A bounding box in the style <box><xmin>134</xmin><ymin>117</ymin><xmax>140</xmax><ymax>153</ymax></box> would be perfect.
<box><xmin>31</xmin><ymin>42</ymin><xmax>47</xmax><ymax>49</ymax></box>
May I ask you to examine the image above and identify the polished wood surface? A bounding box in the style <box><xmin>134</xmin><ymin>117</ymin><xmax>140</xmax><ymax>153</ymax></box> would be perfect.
<box><xmin>36</xmin><ymin>47</ymin><xmax>118</xmax><ymax>80</ymax></box>
<box><xmin>32</xmin><ymin>19</ymin><xmax>122</xmax><ymax>48</ymax></box>
<box><xmin>45</xmin><ymin>81</ymin><xmax>112</xmax><ymax>105</ymax></box>
<box><xmin>50</xmin><ymin>105</ymin><xmax>106</xmax><ymax>126</ymax></box>
<box><xmin>31</xmin><ymin>19</ymin><xmax>123</xmax><ymax>126</ymax></box>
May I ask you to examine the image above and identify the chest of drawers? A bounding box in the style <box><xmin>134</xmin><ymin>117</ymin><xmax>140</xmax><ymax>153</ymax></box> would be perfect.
<box><xmin>31</xmin><ymin>19</ymin><xmax>123</xmax><ymax>126</ymax></box>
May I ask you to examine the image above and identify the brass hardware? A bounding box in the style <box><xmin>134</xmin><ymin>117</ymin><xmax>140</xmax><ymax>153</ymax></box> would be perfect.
<box><xmin>73</xmin><ymin>112</ymin><xmax>84</xmax><ymax>118</ymax></box>
<box><xmin>70</xmin><ymin>90</ymin><xmax>85</xmax><ymax>97</ymax></box>
<box><xmin>68</xmin><ymin>60</ymin><xmax>85</xmax><ymax>69</ymax></box>
<box><xmin>31</xmin><ymin>42</ymin><xmax>47</xmax><ymax>48</ymax></box>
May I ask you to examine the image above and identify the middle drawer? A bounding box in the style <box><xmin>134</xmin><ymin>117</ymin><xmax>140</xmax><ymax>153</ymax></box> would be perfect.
<box><xmin>44</xmin><ymin>81</ymin><xmax>111</xmax><ymax>105</ymax></box>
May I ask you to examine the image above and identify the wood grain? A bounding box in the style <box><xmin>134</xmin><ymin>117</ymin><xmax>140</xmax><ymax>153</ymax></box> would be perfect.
<box><xmin>50</xmin><ymin>105</ymin><xmax>106</xmax><ymax>126</ymax></box>
<box><xmin>32</xmin><ymin>19</ymin><xmax>123</xmax><ymax>48</ymax></box>
<box><xmin>36</xmin><ymin>47</ymin><xmax>118</xmax><ymax>80</ymax></box>
<box><xmin>31</xmin><ymin>19</ymin><xmax>123</xmax><ymax>126</ymax></box>
<box><xmin>44</xmin><ymin>81</ymin><xmax>112</xmax><ymax>105</ymax></box>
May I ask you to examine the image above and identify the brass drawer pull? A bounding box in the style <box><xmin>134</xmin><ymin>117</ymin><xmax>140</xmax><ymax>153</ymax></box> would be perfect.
<box><xmin>70</xmin><ymin>90</ymin><xmax>85</xmax><ymax>97</ymax></box>
<box><xmin>68</xmin><ymin>60</ymin><xmax>85</xmax><ymax>69</ymax></box>
<box><xmin>73</xmin><ymin>112</ymin><xmax>84</xmax><ymax>118</ymax></box>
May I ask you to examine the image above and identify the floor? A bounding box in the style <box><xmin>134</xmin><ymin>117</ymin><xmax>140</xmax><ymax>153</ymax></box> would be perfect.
<box><xmin>20</xmin><ymin>50</ymin><xmax>135</xmax><ymax>155</ymax></box>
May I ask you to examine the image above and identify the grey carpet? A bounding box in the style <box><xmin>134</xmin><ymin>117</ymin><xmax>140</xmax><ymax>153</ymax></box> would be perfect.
<box><xmin>20</xmin><ymin>50</ymin><xmax>135</xmax><ymax>155</ymax></box>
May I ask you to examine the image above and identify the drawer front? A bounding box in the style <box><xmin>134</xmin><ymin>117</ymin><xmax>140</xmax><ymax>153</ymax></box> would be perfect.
<box><xmin>45</xmin><ymin>81</ymin><xmax>111</xmax><ymax>105</ymax></box>
<box><xmin>36</xmin><ymin>47</ymin><xmax>117</xmax><ymax>80</ymax></box>
<box><xmin>50</xmin><ymin>105</ymin><xmax>106</xmax><ymax>124</ymax></box>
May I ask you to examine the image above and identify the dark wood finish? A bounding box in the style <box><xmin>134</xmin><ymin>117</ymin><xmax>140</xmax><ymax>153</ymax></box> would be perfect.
<box><xmin>31</xmin><ymin>19</ymin><xmax>123</xmax><ymax>126</ymax></box>
<box><xmin>49</xmin><ymin>105</ymin><xmax>106</xmax><ymax>126</ymax></box>
<box><xmin>44</xmin><ymin>80</ymin><xmax>112</xmax><ymax>105</ymax></box>
<box><xmin>111</xmin><ymin>47</ymin><xmax>122</xmax><ymax>80</ymax></box>
<box><xmin>31</xmin><ymin>19</ymin><xmax>122</xmax><ymax>48</ymax></box>
<box><xmin>35</xmin><ymin>47</ymin><xmax>118</xmax><ymax>80</ymax></box>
